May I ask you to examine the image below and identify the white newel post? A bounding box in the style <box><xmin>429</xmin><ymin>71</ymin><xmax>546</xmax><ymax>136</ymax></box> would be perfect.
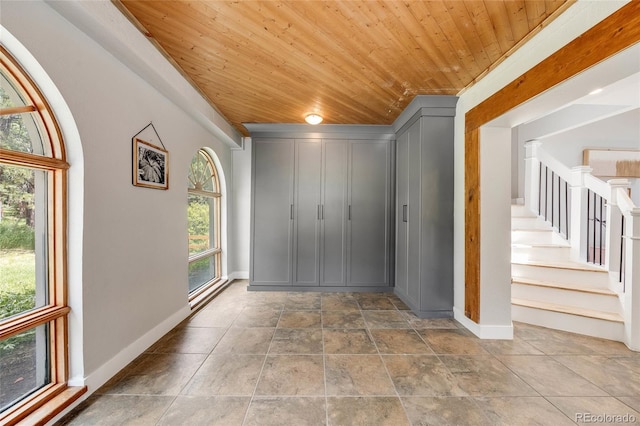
<box><xmin>570</xmin><ymin>166</ymin><xmax>593</xmax><ymax>262</ymax></box>
<box><xmin>607</xmin><ymin>180</ymin><xmax>631</xmax><ymax>277</ymax></box>
<box><xmin>624</xmin><ymin>206</ymin><xmax>640</xmax><ymax>351</ymax></box>
<box><xmin>524</xmin><ymin>141</ymin><xmax>541</xmax><ymax>214</ymax></box>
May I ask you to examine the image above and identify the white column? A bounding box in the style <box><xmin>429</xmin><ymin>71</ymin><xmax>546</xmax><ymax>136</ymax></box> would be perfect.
<box><xmin>569</xmin><ymin>166</ymin><xmax>593</xmax><ymax>262</ymax></box>
<box><xmin>523</xmin><ymin>141</ymin><xmax>541</xmax><ymax>214</ymax></box>
<box><xmin>477</xmin><ymin>126</ymin><xmax>513</xmax><ymax>339</ymax></box>
<box><xmin>623</xmin><ymin>208</ymin><xmax>640</xmax><ymax>351</ymax></box>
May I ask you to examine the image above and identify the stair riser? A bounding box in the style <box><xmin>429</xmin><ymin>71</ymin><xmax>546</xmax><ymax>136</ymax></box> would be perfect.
<box><xmin>512</xmin><ymin>264</ymin><xmax>610</xmax><ymax>286</ymax></box>
<box><xmin>512</xmin><ymin>217</ymin><xmax>553</xmax><ymax>230</ymax></box>
<box><xmin>512</xmin><ymin>230</ymin><xmax>569</xmax><ymax>245</ymax></box>
<box><xmin>511</xmin><ymin>205</ymin><xmax>537</xmax><ymax>218</ymax></box>
<box><xmin>512</xmin><ymin>305</ymin><xmax>624</xmax><ymax>342</ymax></box>
<box><xmin>511</xmin><ymin>246</ymin><xmax>572</xmax><ymax>262</ymax></box>
<box><xmin>512</xmin><ymin>284</ymin><xmax>621</xmax><ymax>313</ymax></box>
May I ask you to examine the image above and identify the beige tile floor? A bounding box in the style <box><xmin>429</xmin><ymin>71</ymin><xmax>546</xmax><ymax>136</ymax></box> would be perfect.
<box><xmin>58</xmin><ymin>280</ymin><xmax>640</xmax><ymax>425</ymax></box>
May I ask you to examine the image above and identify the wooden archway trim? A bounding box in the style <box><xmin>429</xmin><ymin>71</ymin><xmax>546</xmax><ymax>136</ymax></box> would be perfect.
<box><xmin>464</xmin><ymin>1</ymin><xmax>640</xmax><ymax>323</ymax></box>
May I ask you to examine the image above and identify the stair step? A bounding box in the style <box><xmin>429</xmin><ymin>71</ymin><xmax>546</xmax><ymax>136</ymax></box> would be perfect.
<box><xmin>512</xmin><ymin>229</ymin><xmax>570</xmax><ymax>245</ymax></box>
<box><xmin>512</xmin><ymin>277</ymin><xmax>617</xmax><ymax>296</ymax></box>
<box><xmin>511</xmin><ymin>298</ymin><xmax>623</xmax><ymax>323</ymax></box>
<box><xmin>511</xmin><ymin>205</ymin><xmax>537</xmax><ymax>218</ymax></box>
<box><xmin>512</xmin><ymin>259</ymin><xmax>606</xmax><ymax>273</ymax></box>
<box><xmin>512</xmin><ymin>303</ymin><xmax>625</xmax><ymax>342</ymax></box>
<box><xmin>512</xmin><ymin>217</ymin><xmax>553</xmax><ymax>231</ymax></box>
<box><xmin>512</xmin><ymin>243</ymin><xmax>570</xmax><ymax>248</ymax></box>
<box><xmin>512</xmin><ymin>279</ymin><xmax>621</xmax><ymax>313</ymax></box>
<box><xmin>512</xmin><ymin>260</ymin><xmax>610</xmax><ymax>286</ymax></box>
<box><xmin>512</xmin><ymin>246</ymin><xmax>572</xmax><ymax>263</ymax></box>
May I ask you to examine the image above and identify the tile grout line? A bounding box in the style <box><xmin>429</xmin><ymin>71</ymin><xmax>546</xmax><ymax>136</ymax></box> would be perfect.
<box><xmin>372</xmin><ymin>297</ymin><xmax>414</xmax><ymax>425</ymax></box>
<box><xmin>239</xmin><ymin>298</ymin><xmax>285</xmax><ymax>426</ymax></box>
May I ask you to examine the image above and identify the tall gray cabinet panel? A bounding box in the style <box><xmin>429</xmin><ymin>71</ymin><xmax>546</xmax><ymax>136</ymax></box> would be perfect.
<box><xmin>320</xmin><ymin>141</ymin><xmax>348</xmax><ymax>286</ymax></box>
<box><xmin>248</xmin><ymin>126</ymin><xmax>394</xmax><ymax>292</ymax></box>
<box><xmin>251</xmin><ymin>139</ymin><xmax>294</xmax><ymax>286</ymax></box>
<box><xmin>395</xmin><ymin>131</ymin><xmax>409</xmax><ymax>296</ymax></box>
<box><xmin>348</xmin><ymin>141</ymin><xmax>391</xmax><ymax>286</ymax></box>
<box><xmin>394</xmin><ymin>95</ymin><xmax>458</xmax><ymax>317</ymax></box>
<box><xmin>293</xmin><ymin>140</ymin><xmax>322</xmax><ymax>286</ymax></box>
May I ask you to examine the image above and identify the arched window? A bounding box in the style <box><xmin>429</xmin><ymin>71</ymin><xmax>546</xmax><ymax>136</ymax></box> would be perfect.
<box><xmin>187</xmin><ymin>149</ymin><xmax>222</xmax><ymax>302</ymax></box>
<box><xmin>0</xmin><ymin>47</ymin><xmax>82</xmax><ymax>423</ymax></box>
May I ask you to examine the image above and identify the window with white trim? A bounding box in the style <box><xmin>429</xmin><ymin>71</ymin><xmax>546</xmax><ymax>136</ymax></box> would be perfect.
<box><xmin>187</xmin><ymin>149</ymin><xmax>222</xmax><ymax>301</ymax></box>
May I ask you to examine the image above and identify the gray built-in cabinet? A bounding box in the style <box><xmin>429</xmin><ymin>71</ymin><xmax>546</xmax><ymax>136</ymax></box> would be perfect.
<box><xmin>248</xmin><ymin>125</ymin><xmax>394</xmax><ymax>291</ymax></box>
<box><xmin>247</xmin><ymin>95</ymin><xmax>457</xmax><ymax>313</ymax></box>
<box><xmin>393</xmin><ymin>96</ymin><xmax>458</xmax><ymax>317</ymax></box>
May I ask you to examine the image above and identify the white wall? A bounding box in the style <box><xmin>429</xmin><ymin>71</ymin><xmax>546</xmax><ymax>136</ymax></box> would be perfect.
<box><xmin>1</xmin><ymin>0</ymin><xmax>235</xmax><ymax>393</ymax></box>
<box><xmin>231</xmin><ymin>138</ymin><xmax>252</xmax><ymax>277</ymax></box>
<box><xmin>453</xmin><ymin>0</ymin><xmax>629</xmax><ymax>335</ymax></box>
<box><xmin>539</xmin><ymin>109</ymin><xmax>640</xmax><ymax>167</ymax></box>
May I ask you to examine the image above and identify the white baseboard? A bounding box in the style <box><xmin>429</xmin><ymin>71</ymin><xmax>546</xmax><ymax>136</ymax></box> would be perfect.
<box><xmin>49</xmin><ymin>305</ymin><xmax>191</xmax><ymax>424</ymax></box>
<box><xmin>454</xmin><ymin>307</ymin><xmax>514</xmax><ymax>339</ymax></box>
<box><xmin>228</xmin><ymin>271</ymin><xmax>249</xmax><ymax>281</ymax></box>
<box><xmin>81</xmin><ymin>306</ymin><xmax>190</xmax><ymax>391</ymax></box>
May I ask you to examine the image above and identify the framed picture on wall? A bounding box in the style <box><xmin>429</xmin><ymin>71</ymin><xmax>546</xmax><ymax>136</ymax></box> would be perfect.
<box><xmin>584</xmin><ymin>149</ymin><xmax>640</xmax><ymax>178</ymax></box>
<box><xmin>133</xmin><ymin>138</ymin><xmax>169</xmax><ymax>189</ymax></box>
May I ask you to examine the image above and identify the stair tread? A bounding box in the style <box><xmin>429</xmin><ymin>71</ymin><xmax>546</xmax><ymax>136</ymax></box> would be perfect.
<box><xmin>512</xmin><ymin>298</ymin><xmax>623</xmax><ymax>323</ymax></box>
<box><xmin>512</xmin><ymin>259</ymin><xmax>607</xmax><ymax>273</ymax></box>
<box><xmin>512</xmin><ymin>228</ymin><xmax>556</xmax><ymax>232</ymax></box>
<box><xmin>510</xmin><ymin>206</ymin><xmax>537</xmax><ymax>218</ymax></box>
<box><xmin>511</xmin><ymin>277</ymin><xmax>617</xmax><ymax>295</ymax></box>
<box><xmin>512</xmin><ymin>243</ymin><xmax>570</xmax><ymax>248</ymax></box>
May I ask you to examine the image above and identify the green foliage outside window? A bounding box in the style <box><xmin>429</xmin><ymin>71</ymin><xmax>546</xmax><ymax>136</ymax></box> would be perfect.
<box><xmin>0</xmin><ymin>86</ymin><xmax>37</xmax><ymax>343</ymax></box>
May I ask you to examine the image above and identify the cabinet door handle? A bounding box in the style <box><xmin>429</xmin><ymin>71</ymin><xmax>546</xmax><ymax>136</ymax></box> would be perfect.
<box><xmin>290</xmin><ymin>204</ymin><xmax>294</xmax><ymax>220</ymax></box>
<box><xmin>322</xmin><ymin>205</ymin><xmax>324</xmax><ymax>220</ymax></box>
<box><xmin>348</xmin><ymin>205</ymin><xmax>351</xmax><ymax>220</ymax></box>
<box><xmin>403</xmin><ymin>204</ymin><xmax>407</xmax><ymax>222</ymax></box>
<box><xmin>317</xmin><ymin>204</ymin><xmax>321</xmax><ymax>220</ymax></box>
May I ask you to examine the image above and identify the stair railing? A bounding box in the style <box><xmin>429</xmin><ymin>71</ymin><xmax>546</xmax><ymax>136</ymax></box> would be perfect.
<box><xmin>525</xmin><ymin>141</ymin><xmax>640</xmax><ymax>349</ymax></box>
<box><xmin>583</xmin><ymin>173</ymin><xmax>611</xmax><ymax>266</ymax></box>
<box><xmin>538</xmin><ymin>163</ymin><xmax>571</xmax><ymax>239</ymax></box>
<box><xmin>612</xmin><ymin>186</ymin><xmax>640</xmax><ymax>350</ymax></box>
<box><xmin>524</xmin><ymin>141</ymin><xmax>572</xmax><ymax>240</ymax></box>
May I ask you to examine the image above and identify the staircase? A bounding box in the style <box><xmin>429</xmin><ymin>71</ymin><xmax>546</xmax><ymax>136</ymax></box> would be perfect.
<box><xmin>511</xmin><ymin>204</ymin><xmax>625</xmax><ymax>341</ymax></box>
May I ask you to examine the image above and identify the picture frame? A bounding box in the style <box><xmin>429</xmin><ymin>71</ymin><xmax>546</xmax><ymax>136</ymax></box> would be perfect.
<box><xmin>583</xmin><ymin>148</ymin><xmax>640</xmax><ymax>178</ymax></box>
<box><xmin>133</xmin><ymin>137</ymin><xmax>169</xmax><ymax>189</ymax></box>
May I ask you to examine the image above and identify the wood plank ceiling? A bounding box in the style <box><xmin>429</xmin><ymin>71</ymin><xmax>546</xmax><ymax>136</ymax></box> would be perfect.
<box><xmin>116</xmin><ymin>1</ymin><xmax>571</xmax><ymax>136</ymax></box>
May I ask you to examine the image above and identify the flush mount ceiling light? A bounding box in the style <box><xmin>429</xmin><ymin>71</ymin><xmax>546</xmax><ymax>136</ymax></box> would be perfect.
<box><xmin>305</xmin><ymin>113</ymin><xmax>323</xmax><ymax>125</ymax></box>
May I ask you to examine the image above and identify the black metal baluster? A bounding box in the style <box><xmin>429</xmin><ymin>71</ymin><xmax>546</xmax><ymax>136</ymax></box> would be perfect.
<box><xmin>565</xmin><ymin>181</ymin><xmax>569</xmax><ymax>239</ymax></box>
<box><xmin>538</xmin><ymin>164</ymin><xmax>542</xmax><ymax>216</ymax></box>
<box><xmin>586</xmin><ymin>190</ymin><xmax>591</xmax><ymax>263</ymax></box>
<box><xmin>551</xmin><ymin>171</ymin><xmax>555</xmax><ymax>227</ymax></box>
<box><xmin>599</xmin><ymin>194</ymin><xmax>603</xmax><ymax>266</ymax></box>
<box><xmin>620</xmin><ymin>215</ymin><xmax>625</xmax><ymax>287</ymax></box>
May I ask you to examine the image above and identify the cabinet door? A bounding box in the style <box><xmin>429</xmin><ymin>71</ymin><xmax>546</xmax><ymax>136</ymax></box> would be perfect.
<box><xmin>293</xmin><ymin>140</ymin><xmax>322</xmax><ymax>286</ymax></box>
<box><xmin>348</xmin><ymin>141</ymin><xmax>390</xmax><ymax>286</ymax></box>
<box><xmin>419</xmin><ymin>116</ymin><xmax>455</xmax><ymax>312</ymax></box>
<box><xmin>395</xmin><ymin>131</ymin><xmax>409</xmax><ymax>296</ymax></box>
<box><xmin>251</xmin><ymin>140</ymin><xmax>294</xmax><ymax>286</ymax></box>
<box><xmin>320</xmin><ymin>140</ymin><xmax>348</xmax><ymax>286</ymax></box>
